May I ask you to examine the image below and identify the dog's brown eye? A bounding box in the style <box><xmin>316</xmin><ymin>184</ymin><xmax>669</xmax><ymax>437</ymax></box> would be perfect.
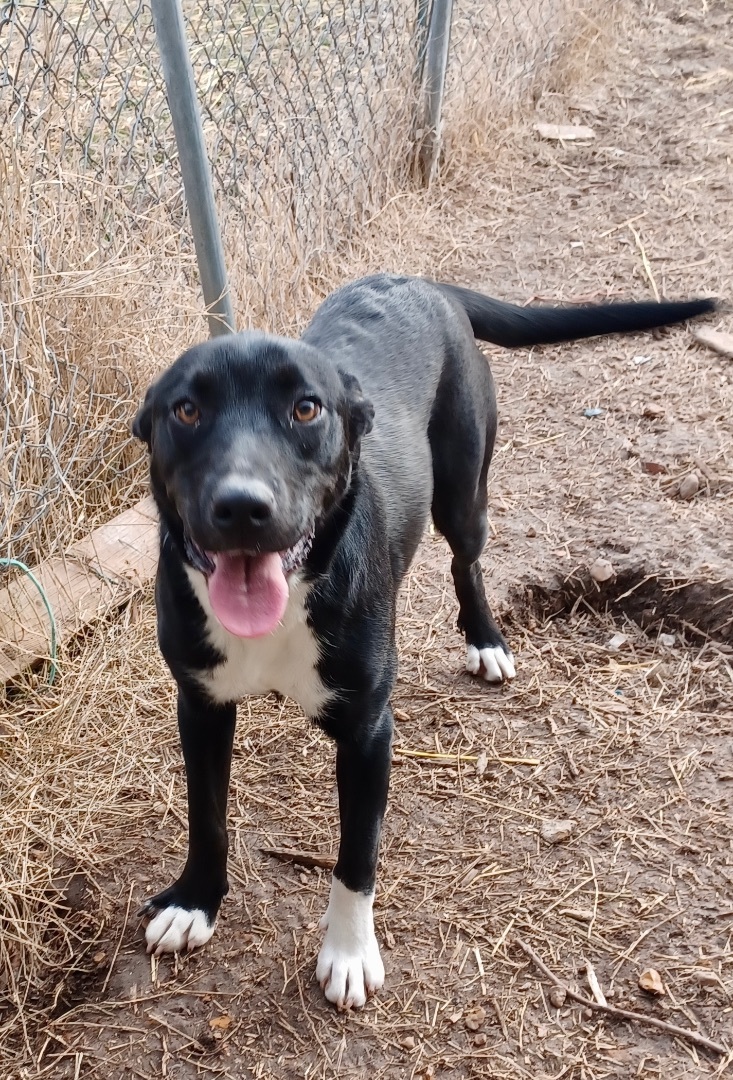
<box><xmin>174</xmin><ymin>400</ymin><xmax>200</xmax><ymax>426</ymax></box>
<box><xmin>293</xmin><ymin>399</ymin><xmax>321</xmax><ymax>423</ymax></box>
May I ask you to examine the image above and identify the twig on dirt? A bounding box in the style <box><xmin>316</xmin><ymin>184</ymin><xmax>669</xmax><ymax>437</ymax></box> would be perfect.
<box><xmin>393</xmin><ymin>748</ymin><xmax>540</xmax><ymax>766</ymax></box>
<box><xmin>147</xmin><ymin>1012</ymin><xmax>203</xmax><ymax>1053</ymax></box>
<box><xmin>260</xmin><ymin>848</ymin><xmax>336</xmax><ymax>870</ymax></box>
<box><xmin>102</xmin><ymin>883</ymin><xmax>134</xmax><ymax>993</ymax></box>
<box><xmin>629</xmin><ymin>226</ymin><xmax>660</xmax><ymax>302</ymax></box>
<box><xmin>613</xmin><ymin>907</ymin><xmax>685</xmax><ymax>970</ymax></box>
<box><xmin>516</xmin><ymin>937</ymin><xmax>729</xmax><ymax>1057</ymax></box>
<box><xmin>474</xmin><ymin>945</ymin><xmax>487</xmax><ymax>996</ymax></box>
<box><xmin>599</xmin><ymin>212</ymin><xmax>647</xmax><ymax>238</ymax></box>
<box><xmin>565</xmin><ymin>748</ymin><xmax>580</xmax><ymax>778</ymax></box>
<box><xmin>584</xmin><ymin>959</ymin><xmax>607</xmax><ymax>1007</ymax></box>
<box><xmin>51</xmin><ymin>987</ymin><xmax>233</xmax><ymax>1021</ymax></box>
<box><xmin>488</xmin><ymin>995</ymin><xmax>509</xmax><ymax>1041</ymax></box>
<box><xmin>693</xmin><ymin>456</ymin><xmax>719</xmax><ymax>485</ymax></box>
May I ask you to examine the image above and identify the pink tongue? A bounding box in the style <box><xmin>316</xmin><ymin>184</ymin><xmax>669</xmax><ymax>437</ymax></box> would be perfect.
<box><xmin>207</xmin><ymin>552</ymin><xmax>289</xmax><ymax>637</ymax></box>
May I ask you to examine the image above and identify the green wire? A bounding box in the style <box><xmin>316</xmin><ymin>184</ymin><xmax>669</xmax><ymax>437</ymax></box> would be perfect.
<box><xmin>0</xmin><ymin>558</ymin><xmax>58</xmax><ymax>685</ymax></box>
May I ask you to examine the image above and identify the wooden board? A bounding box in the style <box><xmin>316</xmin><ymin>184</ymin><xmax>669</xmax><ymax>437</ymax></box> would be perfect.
<box><xmin>534</xmin><ymin>123</ymin><xmax>595</xmax><ymax>141</ymax></box>
<box><xmin>692</xmin><ymin>326</ymin><xmax>733</xmax><ymax>359</ymax></box>
<box><xmin>0</xmin><ymin>496</ymin><xmax>159</xmax><ymax>683</ymax></box>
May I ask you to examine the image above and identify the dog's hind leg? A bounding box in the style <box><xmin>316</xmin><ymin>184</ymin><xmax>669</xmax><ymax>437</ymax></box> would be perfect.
<box><xmin>429</xmin><ymin>348</ymin><xmax>515</xmax><ymax>683</ymax></box>
<box><xmin>438</xmin><ymin>498</ymin><xmax>516</xmax><ymax>683</ymax></box>
<box><xmin>450</xmin><ymin>545</ymin><xmax>515</xmax><ymax>682</ymax></box>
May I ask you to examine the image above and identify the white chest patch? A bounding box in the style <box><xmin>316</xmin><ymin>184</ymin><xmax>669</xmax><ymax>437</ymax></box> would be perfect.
<box><xmin>184</xmin><ymin>567</ymin><xmax>334</xmax><ymax>718</ymax></box>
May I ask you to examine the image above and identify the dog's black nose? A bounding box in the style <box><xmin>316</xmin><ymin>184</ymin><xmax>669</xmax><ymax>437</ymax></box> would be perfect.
<box><xmin>211</xmin><ymin>480</ymin><xmax>276</xmax><ymax>531</ymax></box>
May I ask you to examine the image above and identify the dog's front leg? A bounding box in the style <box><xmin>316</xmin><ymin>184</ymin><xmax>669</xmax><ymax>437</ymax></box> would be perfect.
<box><xmin>140</xmin><ymin>686</ymin><xmax>235</xmax><ymax>955</ymax></box>
<box><xmin>317</xmin><ymin>702</ymin><xmax>393</xmax><ymax>1009</ymax></box>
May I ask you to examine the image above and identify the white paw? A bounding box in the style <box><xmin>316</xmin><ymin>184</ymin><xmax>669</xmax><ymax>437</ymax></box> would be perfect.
<box><xmin>466</xmin><ymin>644</ymin><xmax>516</xmax><ymax>683</ymax></box>
<box><xmin>315</xmin><ymin>877</ymin><xmax>385</xmax><ymax>1009</ymax></box>
<box><xmin>143</xmin><ymin>905</ymin><xmax>215</xmax><ymax>955</ymax></box>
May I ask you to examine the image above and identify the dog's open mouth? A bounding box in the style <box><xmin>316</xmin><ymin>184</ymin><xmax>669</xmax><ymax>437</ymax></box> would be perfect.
<box><xmin>184</xmin><ymin>531</ymin><xmax>314</xmax><ymax>639</ymax></box>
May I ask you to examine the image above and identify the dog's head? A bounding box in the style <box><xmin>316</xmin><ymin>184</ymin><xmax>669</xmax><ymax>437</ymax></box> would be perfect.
<box><xmin>133</xmin><ymin>332</ymin><xmax>373</xmax><ymax>637</ymax></box>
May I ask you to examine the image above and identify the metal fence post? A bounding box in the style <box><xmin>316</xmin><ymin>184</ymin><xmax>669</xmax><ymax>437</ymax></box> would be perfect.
<box><xmin>419</xmin><ymin>0</ymin><xmax>453</xmax><ymax>184</ymax></box>
<box><xmin>151</xmin><ymin>0</ymin><xmax>235</xmax><ymax>336</ymax></box>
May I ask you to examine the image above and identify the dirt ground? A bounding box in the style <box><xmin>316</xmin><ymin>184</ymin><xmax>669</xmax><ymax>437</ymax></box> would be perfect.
<box><xmin>6</xmin><ymin>0</ymin><xmax>733</xmax><ymax>1076</ymax></box>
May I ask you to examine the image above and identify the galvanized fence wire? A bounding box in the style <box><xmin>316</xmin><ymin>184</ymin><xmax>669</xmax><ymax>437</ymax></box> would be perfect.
<box><xmin>1</xmin><ymin>0</ymin><xmax>585</xmax><ymax>567</ymax></box>
<box><xmin>447</xmin><ymin>0</ymin><xmax>585</xmax><ymax>125</ymax></box>
<box><xmin>0</xmin><ymin>0</ymin><xmax>416</xmax><ymax>565</ymax></box>
<box><xmin>185</xmin><ymin>0</ymin><xmax>417</xmax><ymax>280</ymax></box>
<box><xmin>2</xmin><ymin>0</ymin><xmax>416</xmax><ymax>250</ymax></box>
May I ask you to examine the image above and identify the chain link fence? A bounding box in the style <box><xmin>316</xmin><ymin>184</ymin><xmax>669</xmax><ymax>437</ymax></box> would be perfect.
<box><xmin>1</xmin><ymin>0</ymin><xmax>597</xmax><ymax>569</ymax></box>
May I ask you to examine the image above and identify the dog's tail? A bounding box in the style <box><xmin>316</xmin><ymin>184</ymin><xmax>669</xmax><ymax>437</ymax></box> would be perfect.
<box><xmin>435</xmin><ymin>282</ymin><xmax>717</xmax><ymax>349</ymax></box>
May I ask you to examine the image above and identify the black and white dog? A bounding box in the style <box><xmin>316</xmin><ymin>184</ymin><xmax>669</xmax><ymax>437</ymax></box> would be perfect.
<box><xmin>133</xmin><ymin>274</ymin><xmax>713</xmax><ymax>1009</ymax></box>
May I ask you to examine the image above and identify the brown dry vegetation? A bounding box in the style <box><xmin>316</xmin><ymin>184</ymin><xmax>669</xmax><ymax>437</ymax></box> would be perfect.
<box><xmin>2</xmin><ymin>0</ymin><xmax>733</xmax><ymax>1076</ymax></box>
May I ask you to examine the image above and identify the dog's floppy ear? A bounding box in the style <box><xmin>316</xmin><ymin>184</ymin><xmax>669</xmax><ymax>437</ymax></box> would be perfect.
<box><xmin>132</xmin><ymin>383</ymin><xmax>156</xmax><ymax>449</ymax></box>
<box><xmin>340</xmin><ymin>369</ymin><xmax>374</xmax><ymax>448</ymax></box>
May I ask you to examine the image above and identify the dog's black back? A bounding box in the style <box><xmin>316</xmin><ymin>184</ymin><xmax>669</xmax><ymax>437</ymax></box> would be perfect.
<box><xmin>304</xmin><ymin>277</ymin><xmax>457</xmax><ymax>576</ymax></box>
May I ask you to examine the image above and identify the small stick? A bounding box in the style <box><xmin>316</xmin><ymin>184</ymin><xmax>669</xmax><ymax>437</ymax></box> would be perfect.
<box><xmin>516</xmin><ymin>937</ymin><xmax>729</xmax><ymax>1057</ymax></box>
<box><xmin>585</xmin><ymin>958</ymin><xmax>607</xmax><ymax>1008</ymax></box>
<box><xmin>102</xmin><ymin>882</ymin><xmax>134</xmax><ymax>993</ymax></box>
<box><xmin>474</xmin><ymin>945</ymin><xmax>487</xmax><ymax>996</ymax></box>
<box><xmin>260</xmin><ymin>848</ymin><xmax>336</xmax><ymax>870</ymax></box>
<box><xmin>599</xmin><ymin>212</ymin><xmax>647</xmax><ymax>239</ymax></box>
<box><xmin>629</xmin><ymin>226</ymin><xmax>660</xmax><ymax>302</ymax></box>
<box><xmin>393</xmin><ymin>748</ymin><xmax>540</xmax><ymax>766</ymax></box>
<box><xmin>148</xmin><ymin>1012</ymin><xmax>204</xmax><ymax>1053</ymax></box>
<box><xmin>489</xmin><ymin>995</ymin><xmax>509</xmax><ymax>1041</ymax></box>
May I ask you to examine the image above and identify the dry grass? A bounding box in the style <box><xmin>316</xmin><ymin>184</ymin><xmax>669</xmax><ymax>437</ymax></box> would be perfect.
<box><xmin>443</xmin><ymin>0</ymin><xmax>623</xmax><ymax>162</ymax></box>
<box><xmin>0</xmin><ymin>147</ymin><xmax>190</xmax><ymax>564</ymax></box>
<box><xmin>0</xmin><ymin>0</ymin><xmax>615</xmax><ymax>566</ymax></box>
<box><xmin>2</xmin><ymin>0</ymin><xmax>733</xmax><ymax>1074</ymax></box>
<box><xmin>0</xmin><ymin>0</ymin><xmax>416</xmax><ymax>568</ymax></box>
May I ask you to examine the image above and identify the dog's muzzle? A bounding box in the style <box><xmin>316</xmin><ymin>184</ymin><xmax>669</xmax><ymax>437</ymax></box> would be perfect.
<box><xmin>183</xmin><ymin>530</ymin><xmax>315</xmax><ymax>578</ymax></box>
